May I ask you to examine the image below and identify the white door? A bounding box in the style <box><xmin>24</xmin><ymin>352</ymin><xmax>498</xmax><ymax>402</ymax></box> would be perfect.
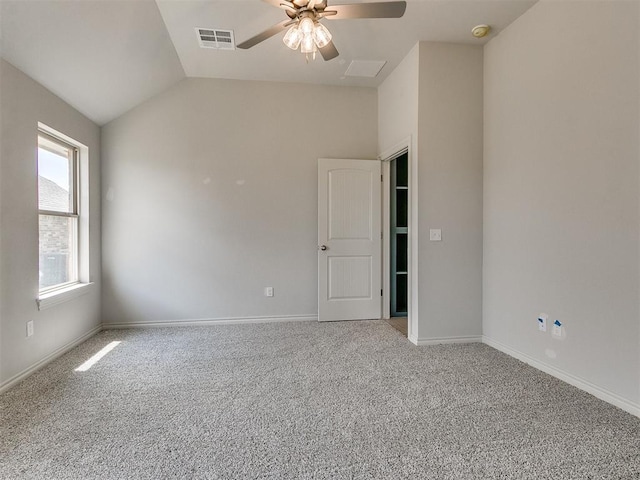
<box><xmin>318</xmin><ymin>158</ymin><xmax>381</xmax><ymax>322</ymax></box>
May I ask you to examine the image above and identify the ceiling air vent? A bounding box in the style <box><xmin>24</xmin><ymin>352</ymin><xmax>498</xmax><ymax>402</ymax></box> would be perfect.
<box><xmin>196</xmin><ymin>28</ymin><xmax>235</xmax><ymax>50</ymax></box>
<box><xmin>345</xmin><ymin>60</ymin><xmax>387</xmax><ymax>78</ymax></box>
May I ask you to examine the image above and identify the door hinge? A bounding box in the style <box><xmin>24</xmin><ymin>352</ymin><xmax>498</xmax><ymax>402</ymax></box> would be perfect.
<box><xmin>381</xmin><ymin>289</ymin><xmax>383</xmax><ymax>296</ymax></box>
<box><xmin>381</xmin><ymin>174</ymin><xmax>383</xmax><ymax>182</ymax></box>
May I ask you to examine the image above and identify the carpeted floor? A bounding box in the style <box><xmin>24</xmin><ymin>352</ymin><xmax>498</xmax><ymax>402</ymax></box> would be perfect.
<box><xmin>1</xmin><ymin>320</ymin><xmax>639</xmax><ymax>479</ymax></box>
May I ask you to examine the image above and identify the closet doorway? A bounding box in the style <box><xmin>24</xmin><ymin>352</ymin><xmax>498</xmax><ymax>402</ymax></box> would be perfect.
<box><xmin>386</xmin><ymin>152</ymin><xmax>409</xmax><ymax>336</ymax></box>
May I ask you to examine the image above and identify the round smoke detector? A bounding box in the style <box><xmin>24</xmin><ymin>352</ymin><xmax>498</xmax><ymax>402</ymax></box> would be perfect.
<box><xmin>471</xmin><ymin>24</ymin><xmax>491</xmax><ymax>38</ymax></box>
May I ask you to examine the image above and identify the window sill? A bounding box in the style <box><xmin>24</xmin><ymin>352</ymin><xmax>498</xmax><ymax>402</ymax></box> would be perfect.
<box><xmin>37</xmin><ymin>282</ymin><xmax>94</xmax><ymax>311</ymax></box>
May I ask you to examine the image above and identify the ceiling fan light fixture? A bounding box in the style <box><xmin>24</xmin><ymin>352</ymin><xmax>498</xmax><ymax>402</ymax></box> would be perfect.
<box><xmin>283</xmin><ymin>24</ymin><xmax>303</xmax><ymax>50</ymax></box>
<box><xmin>313</xmin><ymin>22</ymin><xmax>332</xmax><ymax>48</ymax></box>
<box><xmin>238</xmin><ymin>1</ymin><xmax>408</xmax><ymax>62</ymax></box>
<box><xmin>299</xmin><ymin>17</ymin><xmax>314</xmax><ymax>35</ymax></box>
<box><xmin>300</xmin><ymin>33</ymin><xmax>316</xmax><ymax>54</ymax></box>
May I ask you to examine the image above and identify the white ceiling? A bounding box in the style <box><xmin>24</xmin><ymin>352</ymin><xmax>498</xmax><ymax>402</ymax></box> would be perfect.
<box><xmin>0</xmin><ymin>0</ymin><xmax>537</xmax><ymax>125</ymax></box>
<box><xmin>0</xmin><ymin>0</ymin><xmax>185</xmax><ymax>126</ymax></box>
<box><xmin>158</xmin><ymin>0</ymin><xmax>537</xmax><ymax>88</ymax></box>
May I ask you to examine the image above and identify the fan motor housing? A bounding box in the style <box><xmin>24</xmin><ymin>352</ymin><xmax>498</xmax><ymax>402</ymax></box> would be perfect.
<box><xmin>285</xmin><ymin>0</ymin><xmax>329</xmax><ymax>18</ymax></box>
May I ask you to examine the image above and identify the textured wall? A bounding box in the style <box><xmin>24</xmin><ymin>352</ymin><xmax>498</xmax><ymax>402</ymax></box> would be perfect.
<box><xmin>101</xmin><ymin>78</ymin><xmax>378</xmax><ymax>325</ymax></box>
<box><xmin>378</xmin><ymin>42</ymin><xmax>484</xmax><ymax>343</ymax></box>
<box><xmin>483</xmin><ymin>0</ymin><xmax>640</xmax><ymax>405</ymax></box>
<box><xmin>378</xmin><ymin>44</ymin><xmax>419</xmax><ymax>156</ymax></box>
<box><xmin>0</xmin><ymin>60</ymin><xmax>102</xmax><ymax>387</ymax></box>
<box><xmin>378</xmin><ymin>44</ymin><xmax>420</xmax><ymax>339</ymax></box>
<box><xmin>417</xmin><ymin>42</ymin><xmax>484</xmax><ymax>341</ymax></box>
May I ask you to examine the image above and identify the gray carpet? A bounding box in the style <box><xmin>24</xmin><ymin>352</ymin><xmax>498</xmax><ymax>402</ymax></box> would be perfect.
<box><xmin>1</xmin><ymin>320</ymin><xmax>639</xmax><ymax>479</ymax></box>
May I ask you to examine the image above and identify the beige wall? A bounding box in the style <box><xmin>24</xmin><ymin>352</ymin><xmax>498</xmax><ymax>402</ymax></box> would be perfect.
<box><xmin>378</xmin><ymin>43</ymin><xmax>419</xmax><ymax>155</ymax></box>
<box><xmin>0</xmin><ymin>59</ymin><xmax>101</xmax><ymax>387</ymax></box>
<box><xmin>378</xmin><ymin>44</ymin><xmax>420</xmax><ymax>338</ymax></box>
<box><xmin>483</xmin><ymin>0</ymin><xmax>640</xmax><ymax>406</ymax></box>
<box><xmin>417</xmin><ymin>43</ymin><xmax>484</xmax><ymax>341</ymax></box>
<box><xmin>378</xmin><ymin>42</ymin><xmax>484</xmax><ymax>343</ymax></box>
<box><xmin>101</xmin><ymin>78</ymin><xmax>378</xmax><ymax>325</ymax></box>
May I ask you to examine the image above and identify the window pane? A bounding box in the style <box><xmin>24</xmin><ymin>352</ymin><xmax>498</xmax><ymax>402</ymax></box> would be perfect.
<box><xmin>38</xmin><ymin>137</ymin><xmax>73</xmax><ymax>213</ymax></box>
<box><xmin>39</xmin><ymin>215</ymin><xmax>78</xmax><ymax>289</ymax></box>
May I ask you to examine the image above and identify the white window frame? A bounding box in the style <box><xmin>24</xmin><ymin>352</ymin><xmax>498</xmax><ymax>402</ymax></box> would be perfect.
<box><xmin>37</xmin><ymin>124</ymin><xmax>93</xmax><ymax>310</ymax></box>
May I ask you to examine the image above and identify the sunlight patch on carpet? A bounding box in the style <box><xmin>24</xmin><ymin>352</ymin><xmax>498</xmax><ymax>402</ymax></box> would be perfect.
<box><xmin>74</xmin><ymin>341</ymin><xmax>121</xmax><ymax>372</ymax></box>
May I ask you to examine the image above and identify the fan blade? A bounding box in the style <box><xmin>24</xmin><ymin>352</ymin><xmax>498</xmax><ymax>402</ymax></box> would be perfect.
<box><xmin>319</xmin><ymin>40</ymin><xmax>339</xmax><ymax>61</ymax></box>
<box><xmin>237</xmin><ymin>19</ymin><xmax>292</xmax><ymax>49</ymax></box>
<box><xmin>325</xmin><ymin>1</ymin><xmax>406</xmax><ymax>20</ymax></box>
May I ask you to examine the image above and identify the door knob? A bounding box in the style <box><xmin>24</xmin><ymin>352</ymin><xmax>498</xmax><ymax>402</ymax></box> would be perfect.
<box><xmin>319</xmin><ymin>245</ymin><xmax>328</xmax><ymax>251</ymax></box>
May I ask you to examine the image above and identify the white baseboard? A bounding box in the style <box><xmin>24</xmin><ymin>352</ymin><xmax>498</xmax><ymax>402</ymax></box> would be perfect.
<box><xmin>483</xmin><ymin>335</ymin><xmax>640</xmax><ymax>418</ymax></box>
<box><xmin>409</xmin><ymin>335</ymin><xmax>482</xmax><ymax>346</ymax></box>
<box><xmin>103</xmin><ymin>314</ymin><xmax>318</xmax><ymax>329</ymax></box>
<box><xmin>0</xmin><ymin>325</ymin><xmax>102</xmax><ymax>395</ymax></box>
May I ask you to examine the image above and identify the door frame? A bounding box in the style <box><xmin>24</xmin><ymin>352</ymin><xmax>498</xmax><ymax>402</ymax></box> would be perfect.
<box><xmin>379</xmin><ymin>137</ymin><xmax>418</xmax><ymax>342</ymax></box>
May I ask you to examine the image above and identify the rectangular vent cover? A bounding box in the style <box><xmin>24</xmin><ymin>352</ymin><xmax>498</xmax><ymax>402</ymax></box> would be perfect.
<box><xmin>345</xmin><ymin>60</ymin><xmax>387</xmax><ymax>78</ymax></box>
<box><xmin>196</xmin><ymin>28</ymin><xmax>235</xmax><ymax>50</ymax></box>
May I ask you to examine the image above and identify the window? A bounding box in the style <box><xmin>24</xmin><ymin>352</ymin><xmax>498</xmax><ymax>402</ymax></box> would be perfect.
<box><xmin>38</xmin><ymin>132</ymin><xmax>79</xmax><ymax>292</ymax></box>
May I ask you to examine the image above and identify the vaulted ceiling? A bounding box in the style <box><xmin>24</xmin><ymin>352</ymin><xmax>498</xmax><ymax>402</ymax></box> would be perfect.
<box><xmin>0</xmin><ymin>0</ymin><xmax>537</xmax><ymax>125</ymax></box>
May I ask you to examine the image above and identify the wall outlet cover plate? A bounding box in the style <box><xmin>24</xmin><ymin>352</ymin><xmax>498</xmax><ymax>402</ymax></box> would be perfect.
<box><xmin>429</xmin><ymin>229</ymin><xmax>442</xmax><ymax>241</ymax></box>
<box><xmin>552</xmin><ymin>320</ymin><xmax>562</xmax><ymax>337</ymax></box>
<box><xmin>538</xmin><ymin>317</ymin><xmax>547</xmax><ymax>332</ymax></box>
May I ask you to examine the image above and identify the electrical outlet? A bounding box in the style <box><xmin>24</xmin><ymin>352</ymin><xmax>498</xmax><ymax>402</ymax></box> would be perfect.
<box><xmin>552</xmin><ymin>320</ymin><xmax>563</xmax><ymax>337</ymax></box>
<box><xmin>538</xmin><ymin>314</ymin><xmax>548</xmax><ymax>332</ymax></box>
<box><xmin>429</xmin><ymin>229</ymin><xmax>442</xmax><ymax>241</ymax></box>
<box><xmin>26</xmin><ymin>321</ymin><xmax>34</xmax><ymax>337</ymax></box>
<box><xmin>264</xmin><ymin>287</ymin><xmax>274</xmax><ymax>297</ymax></box>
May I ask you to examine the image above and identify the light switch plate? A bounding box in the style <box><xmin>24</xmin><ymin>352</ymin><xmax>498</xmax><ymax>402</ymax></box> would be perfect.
<box><xmin>429</xmin><ymin>229</ymin><xmax>442</xmax><ymax>241</ymax></box>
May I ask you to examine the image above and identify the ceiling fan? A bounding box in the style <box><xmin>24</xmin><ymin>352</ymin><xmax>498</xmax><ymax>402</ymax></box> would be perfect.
<box><xmin>237</xmin><ymin>0</ymin><xmax>407</xmax><ymax>61</ymax></box>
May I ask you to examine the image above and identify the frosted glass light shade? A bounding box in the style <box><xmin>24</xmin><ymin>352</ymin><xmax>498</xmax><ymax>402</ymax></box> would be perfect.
<box><xmin>300</xmin><ymin>33</ymin><xmax>316</xmax><ymax>54</ymax></box>
<box><xmin>285</xmin><ymin>17</ymin><xmax>332</xmax><ymax>58</ymax></box>
<box><xmin>313</xmin><ymin>22</ymin><xmax>332</xmax><ymax>48</ymax></box>
<box><xmin>283</xmin><ymin>25</ymin><xmax>302</xmax><ymax>50</ymax></box>
<box><xmin>299</xmin><ymin>17</ymin><xmax>314</xmax><ymax>35</ymax></box>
